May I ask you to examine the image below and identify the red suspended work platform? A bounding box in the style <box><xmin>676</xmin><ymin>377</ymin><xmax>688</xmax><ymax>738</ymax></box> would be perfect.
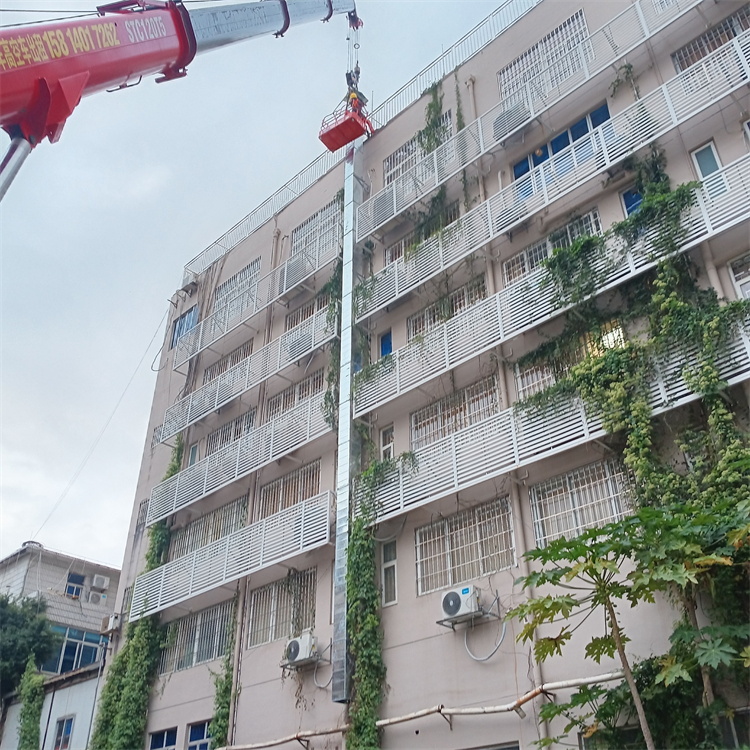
<box><xmin>319</xmin><ymin>103</ymin><xmax>373</xmax><ymax>152</ymax></box>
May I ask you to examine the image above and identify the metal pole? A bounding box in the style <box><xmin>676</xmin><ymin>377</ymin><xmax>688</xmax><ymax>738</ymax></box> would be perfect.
<box><xmin>0</xmin><ymin>137</ymin><xmax>31</xmax><ymax>202</ymax></box>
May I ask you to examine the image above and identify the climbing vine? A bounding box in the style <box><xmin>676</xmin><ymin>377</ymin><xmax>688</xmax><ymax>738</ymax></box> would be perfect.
<box><xmin>417</xmin><ymin>82</ymin><xmax>448</xmax><ymax>155</ymax></box>
<box><xmin>91</xmin><ymin>436</ymin><xmax>183</xmax><ymax>750</ymax></box>
<box><xmin>319</xmin><ymin>258</ymin><xmax>343</xmax><ymax>430</ymax></box>
<box><xmin>17</xmin><ymin>655</ymin><xmax>45</xmax><ymax>750</ymax></box>
<box><xmin>208</xmin><ymin>595</ymin><xmax>237</xmax><ymax>749</ymax></box>
<box><xmin>509</xmin><ymin>144</ymin><xmax>750</xmax><ymax>746</ymax></box>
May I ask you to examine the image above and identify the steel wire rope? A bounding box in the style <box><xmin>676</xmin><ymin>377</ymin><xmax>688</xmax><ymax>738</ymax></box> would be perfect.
<box><xmin>1</xmin><ymin>11</ymin><xmax>97</xmax><ymax>26</ymax></box>
<box><xmin>463</xmin><ymin>591</ymin><xmax>507</xmax><ymax>661</ymax></box>
<box><xmin>31</xmin><ymin>307</ymin><xmax>169</xmax><ymax>539</ymax></box>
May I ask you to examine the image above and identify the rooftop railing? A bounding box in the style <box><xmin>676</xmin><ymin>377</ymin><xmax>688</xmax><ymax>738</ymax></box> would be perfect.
<box><xmin>180</xmin><ymin>0</ymin><xmax>543</xmax><ymax>286</ymax></box>
<box><xmin>352</xmin><ymin>152</ymin><xmax>750</xmax><ymax>416</ymax></box>
<box><xmin>147</xmin><ymin>392</ymin><xmax>329</xmax><ymax>525</ymax></box>
<box><xmin>161</xmin><ymin>307</ymin><xmax>335</xmax><ymax>443</ymax></box>
<box><xmin>363</xmin><ymin>328</ymin><xmax>750</xmax><ymax>524</ymax></box>
<box><xmin>356</xmin><ymin>0</ymin><xmax>702</xmax><ymax>241</ymax></box>
<box><xmin>175</xmin><ymin>223</ymin><xmax>341</xmax><ymax>369</ymax></box>
<box><xmin>355</xmin><ymin>29</ymin><xmax>750</xmax><ymax>322</ymax></box>
<box><xmin>130</xmin><ymin>492</ymin><xmax>333</xmax><ymax>620</ymax></box>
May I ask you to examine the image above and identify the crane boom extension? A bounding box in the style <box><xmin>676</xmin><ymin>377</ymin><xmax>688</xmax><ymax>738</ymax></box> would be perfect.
<box><xmin>0</xmin><ymin>0</ymin><xmax>358</xmax><ymax>199</ymax></box>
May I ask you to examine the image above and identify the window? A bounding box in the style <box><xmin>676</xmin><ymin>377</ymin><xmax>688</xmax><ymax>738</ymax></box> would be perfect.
<box><xmin>214</xmin><ymin>258</ymin><xmax>261</xmax><ymax>312</ymax></box>
<box><xmin>254</xmin><ymin>460</ymin><xmax>321</xmax><ymax>522</ymax></box>
<box><xmin>410</xmin><ymin>377</ymin><xmax>500</xmax><ymax>450</ymax></box>
<box><xmin>170</xmin><ymin>306</ymin><xmax>199</xmax><ymax>349</ymax></box>
<box><xmin>380</xmin><ymin>426</ymin><xmax>394</xmax><ymax>461</ymax></box>
<box><xmin>168</xmin><ymin>494</ymin><xmax>248</xmax><ymax>561</ymax></box>
<box><xmin>386</xmin><ymin>201</ymin><xmax>461</xmax><ymax>266</ymax></box>
<box><xmin>382</xmin><ymin>541</ymin><xmax>397</xmax><ymax>606</ymax></box>
<box><xmin>159</xmin><ymin>600</ymin><xmax>234</xmax><ymax>674</ymax></box>
<box><xmin>379</xmin><ymin>330</ymin><xmax>392</xmax><ymax>358</ymax></box>
<box><xmin>515</xmin><ymin>362</ymin><xmax>555</xmax><ymax>401</ymax></box>
<box><xmin>187</xmin><ymin>443</ymin><xmax>199</xmax><ymax>467</ymax></box>
<box><xmin>497</xmin><ymin>10</ymin><xmax>589</xmax><ymax>107</ymax></box>
<box><xmin>529</xmin><ymin>459</ymin><xmax>633</xmax><ymax>547</ymax></box>
<box><xmin>503</xmin><ymin>210</ymin><xmax>602</xmax><ymax>285</ymax></box>
<box><xmin>266</xmin><ymin>369</ymin><xmax>324</xmax><ymax>420</ymax></box>
<box><xmin>383</xmin><ymin>111</ymin><xmax>453</xmax><ymax>186</ymax></box>
<box><xmin>54</xmin><ymin>717</ymin><xmax>74</xmax><ymax>750</ymax></box>
<box><xmin>691</xmin><ymin>142</ymin><xmax>727</xmax><ymax>198</ymax></box>
<box><xmin>205</xmin><ymin>407</ymin><xmax>256</xmax><ymax>456</ymax></box>
<box><xmin>415</xmin><ymin>498</ymin><xmax>515</xmax><ymax>595</ymax></box>
<box><xmin>285</xmin><ymin>294</ymin><xmax>329</xmax><ymax>331</ymax></box>
<box><xmin>511</xmin><ymin>103</ymin><xmax>609</xmax><ymax>186</ymax></box>
<box><xmin>247</xmin><ymin>568</ymin><xmax>316</xmax><ymax>648</ymax></box>
<box><xmin>149</xmin><ymin>728</ymin><xmax>177</xmax><ymax>750</ymax></box>
<box><xmin>187</xmin><ymin>722</ymin><xmax>211</xmax><ymax>750</ymax></box>
<box><xmin>41</xmin><ymin>627</ymin><xmax>107</xmax><ymax>674</ymax></box>
<box><xmin>621</xmin><ymin>188</ymin><xmax>643</xmax><ymax>217</ymax></box>
<box><xmin>202</xmin><ymin>339</ymin><xmax>254</xmax><ymax>385</ymax></box>
<box><xmin>730</xmin><ymin>253</ymin><xmax>750</xmax><ymax>300</ymax></box>
<box><xmin>385</xmin><ymin>230</ymin><xmax>415</xmax><ymax>266</ymax></box>
<box><xmin>65</xmin><ymin>572</ymin><xmax>84</xmax><ymax>599</ymax></box>
<box><xmin>407</xmin><ymin>276</ymin><xmax>487</xmax><ymax>341</ymax></box>
<box><xmin>291</xmin><ymin>198</ymin><xmax>342</xmax><ymax>257</ymax></box>
<box><xmin>672</xmin><ymin>5</ymin><xmax>750</xmax><ymax>72</ymax></box>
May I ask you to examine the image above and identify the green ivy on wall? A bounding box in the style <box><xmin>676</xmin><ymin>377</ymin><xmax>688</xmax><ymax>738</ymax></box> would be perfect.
<box><xmin>17</xmin><ymin>655</ymin><xmax>45</xmax><ymax>750</ymax></box>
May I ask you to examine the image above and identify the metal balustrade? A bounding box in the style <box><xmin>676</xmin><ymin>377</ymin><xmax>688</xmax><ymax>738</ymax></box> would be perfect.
<box><xmin>130</xmin><ymin>492</ymin><xmax>333</xmax><ymax>620</ymax></box>
<box><xmin>147</xmin><ymin>393</ymin><xmax>329</xmax><ymax>525</ymax></box>
<box><xmin>175</xmin><ymin>226</ymin><xmax>341</xmax><ymax>369</ymax></box>
<box><xmin>356</xmin><ymin>0</ymin><xmax>703</xmax><ymax>241</ymax></box>
<box><xmin>180</xmin><ymin>0</ymin><xmax>541</xmax><ymax>288</ymax></box>
<box><xmin>353</xmin><ymin>152</ymin><xmax>750</xmax><ymax>417</ymax></box>
<box><xmin>160</xmin><ymin>308</ymin><xmax>335</xmax><ymax>443</ymax></box>
<box><xmin>355</xmin><ymin>29</ymin><xmax>750</xmax><ymax>321</ymax></box>
<box><xmin>364</xmin><ymin>328</ymin><xmax>750</xmax><ymax>524</ymax></box>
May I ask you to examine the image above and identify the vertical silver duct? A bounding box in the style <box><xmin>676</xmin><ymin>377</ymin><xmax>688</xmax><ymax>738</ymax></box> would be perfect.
<box><xmin>331</xmin><ymin>142</ymin><xmax>363</xmax><ymax>702</ymax></box>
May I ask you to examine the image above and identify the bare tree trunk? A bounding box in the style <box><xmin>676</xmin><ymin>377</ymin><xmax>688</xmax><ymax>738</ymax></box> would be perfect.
<box><xmin>681</xmin><ymin>589</ymin><xmax>716</xmax><ymax>708</ymax></box>
<box><xmin>605</xmin><ymin>599</ymin><xmax>656</xmax><ymax>750</ymax></box>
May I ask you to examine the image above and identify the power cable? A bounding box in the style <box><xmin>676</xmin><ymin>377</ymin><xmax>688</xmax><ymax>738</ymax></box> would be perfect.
<box><xmin>31</xmin><ymin>308</ymin><xmax>169</xmax><ymax>539</ymax></box>
<box><xmin>1</xmin><ymin>12</ymin><xmax>96</xmax><ymax>26</ymax></box>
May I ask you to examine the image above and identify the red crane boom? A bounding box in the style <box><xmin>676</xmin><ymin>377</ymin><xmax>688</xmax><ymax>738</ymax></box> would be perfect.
<box><xmin>0</xmin><ymin>0</ymin><xmax>361</xmax><ymax>199</ymax></box>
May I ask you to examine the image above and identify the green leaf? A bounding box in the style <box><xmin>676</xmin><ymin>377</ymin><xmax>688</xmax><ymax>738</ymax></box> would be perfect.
<box><xmin>656</xmin><ymin>655</ymin><xmax>692</xmax><ymax>686</ymax></box>
<box><xmin>695</xmin><ymin>638</ymin><xmax>735</xmax><ymax>669</ymax></box>
<box><xmin>585</xmin><ymin>635</ymin><xmax>618</xmax><ymax>664</ymax></box>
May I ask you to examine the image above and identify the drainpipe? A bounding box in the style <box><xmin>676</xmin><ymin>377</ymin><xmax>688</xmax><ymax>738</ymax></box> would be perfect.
<box><xmin>41</xmin><ymin>685</ymin><xmax>57</xmax><ymax>750</ymax></box>
<box><xmin>465</xmin><ymin>76</ymin><xmax>487</xmax><ymax>203</ymax></box>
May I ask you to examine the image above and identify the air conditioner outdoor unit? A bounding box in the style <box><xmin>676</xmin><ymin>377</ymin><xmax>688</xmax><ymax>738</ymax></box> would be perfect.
<box><xmin>100</xmin><ymin>613</ymin><xmax>120</xmax><ymax>635</ymax></box>
<box><xmin>89</xmin><ymin>591</ymin><xmax>102</xmax><ymax>605</ymax></box>
<box><xmin>91</xmin><ymin>575</ymin><xmax>110</xmax><ymax>592</ymax></box>
<box><xmin>441</xmin><ymin>585</ymin><xmax>482</xmax><ymax>623</ymax></box>
<box><xmin>282</xmin><ymin>632</ymin><xmax>317</xmax><ymax>668</ymax></box>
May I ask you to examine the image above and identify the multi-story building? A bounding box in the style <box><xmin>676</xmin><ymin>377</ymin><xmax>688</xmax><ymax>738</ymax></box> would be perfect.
<box><xmin>116</xmin><ymin>0</ymin><xmax>750</xmax><ymax>747</ymax></box>
<box><xmin>0</xmin><ymin>542</ymin><xmax>120</xmax><ymax>750</ymax></box>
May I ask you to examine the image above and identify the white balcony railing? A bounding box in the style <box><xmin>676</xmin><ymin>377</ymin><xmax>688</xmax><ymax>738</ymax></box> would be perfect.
<box><xmin>147</xmin><ymin>392</ymin><xmax>329</xmax><ymax>525</ymax></box>
<box><xmin>160</xmin><ymin>307</ymin><xmax>335</xmax><ymax>443</ymax></box>
<box><xmin>130</xmin><ymin>492</ymin><xmax>333</xmax><ymax>620</ymax></box>
<box><xmin>356</xmin><ymin>0</ymin><xmax>702</xmax><ymax>241</ymax></box>
<box><xmin>175</xmin><ymin>225</ymin><xmax>341</xmax><ymax>369</ymax></box>
<box><xmin>355</xmin><ymin>29</ymin><xmax>750</xmax><ymax>321</ymax></box>
<box><xmin>365</xmin><ymin>329</ymin><xmax>750</xmax><ymax>524</ymax></box>
<box><xmin>353</xmin><ymin>153</ymin><xmax>750</xmax><ymax>417</ymax></box>
<box><xmin>180</xmin><ymin>0</ymin><xmax>542</xmax><ymax>287</ymax></box>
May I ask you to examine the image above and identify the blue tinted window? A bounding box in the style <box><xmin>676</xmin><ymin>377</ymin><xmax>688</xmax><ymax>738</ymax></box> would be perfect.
<box><xmin>68</xmin><ymin>629</ymin><xmax>84</xmax><ymax>640</ymax></box>
<box><xmin>531</xmin><ymin>144</ymin><xmax>549</xmax><ymax>166</ymax></box>
<box><xmin>570</xmin><ymin>117</ymin><xmax>589</xmax><ymax>141</ymax></box>
<box><xmin>84</xmin><ymin>632</ymin><xmax>102</xmax><ymax>644</ymax></box>
<box><xmin>622</xmin><ymin>189</ymin><xmax>643</xmax><ymax>216</ymax></box>
<box><xmin>80</xmin><ymin>644</ymin><xmax>98</xmax><ymax>667</ymax></box>
<box><xmin>550</xmin><ymin>131</ymin><xmax>570</xmax><ymax>154</ymax></box>
<box><xmin>150</xmin><ymin>729</ymin><xmax>177</xmax><ymax>750</ymax></box>
<box><xmin>41</xmin><ymin>646</ymin><xmax>62</xmax><ymax>673</ymax></box>
<box><xmin>189</xmin><ymin>724</ymin><xmax>208</xmax><ymax>743</ymax></box>
<box><xmin>380</xmin><ymin>331</ymin><xmax>392</xmax><ymax>358</ymax></box>
<box><xmin>513</xmin><ymin>158</ymin><xmax>530</xmax><ymax>180</ymax></box>
<box><xmin>150</xmin><ymin>733</ymin><xmax>165</xmax><ymax>750</ymax></box>
<box><xmin>590</xmin><ymin>102</ymin><xmax>610</xmax><ymax>128</ymax></box>
<box><xmin>353</xmin><ymin>351</ymin><xmax>362</xmax><ymax>373</ymax></box>
<box><xmin>170</xmin><ymin>306</ymin><xmax>199</xmax><ymax>349</ymax></box>
<box><xmin>60</xmin><ymin>642</ymin><xmax>77</xmax><ymax>673</ymax></box>
<box><xmin>67</xmin><ymin>573</ymin><xmax>85</xmax><ymax>585</ymax></box>
<box><xmin>165</xmin><ymin>729</ymin><xmax>177</xmax><ymax>747</ymax></box>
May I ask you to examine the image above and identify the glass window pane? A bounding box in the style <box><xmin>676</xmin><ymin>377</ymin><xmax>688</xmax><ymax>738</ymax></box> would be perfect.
<box><xmin>513</xmin><ymin>158</ymin><xmax>530</xmax><ymax>179</ymax></box>
<box><xmin>84</xmin><ymin>631</ymin><xmax>101</xmax><ymax>643</ymax></box>
<box><xmin>383</xmin><ymin>540</ymin><xmax>397</xmax><ymax>563</ymax></box>
<box><xmin>622</xmin><ymin>189</ymin><xmax>643</xmax><ymax>216</ymax></box>
<box><xmin>166</xmin><ymin>729</ymin><xmax>177</xmax><ymax>747</ymax></box>
<box><xmin>570</xmin><ymin>117</ymin><xmax>589</xmax><ymax>141</ymax></box>
<box><xmin>694</xmin><ymin>145</ymin><xmax>720</xmax><ymax>177</ymax></box>
<box><xmin>531</xmin><ymin>144</ymin><xmax>549</xmax><ymax>166</ymax></box>
<box><xmin>380</xmin><ymin>331</ymin><xmax>392</xmax><ymax>357</ymax></box>
<box><xmin>550</xmin><ymin>131</ymin><xmax>570</xmax><ymax>154</ymax></box>
<box><xmin>80</xmin><ymin>644</ymin><xmax>98</xmax><ymax>667</ymax></box>
<box><xmin>68</xmin><ymin>629</ymin><xmax>84</xmax><ymax>640</ymax></box>
<box><xmin>189</xmin><ymin>724</ymin><xmax>206</xmax><ymax>742</ymax></box>
<box><xmin>60</xmin><ymin>642</ymin><xmax>78</xmax><ymax>673</ymax></box>
<box><xmin>383</xmin><ymin>566</ymin><xmax>396</xmax><ymax>604</ymax></box>
<box><xmin>589</xmin><ymin>102</ymin><xmax>610</xmax><ymax>128</ymax></box>
<box><xmin>150</xmin><ymin>732</ymin><xmax>166</xmax><ymax>750</ymax></box>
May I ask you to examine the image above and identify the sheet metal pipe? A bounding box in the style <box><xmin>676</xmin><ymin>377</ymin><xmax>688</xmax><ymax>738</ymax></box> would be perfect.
<box><xmin>0</xmin><ymin>138</ymin><xmax>32</xmax><ymax>202</ymax></box>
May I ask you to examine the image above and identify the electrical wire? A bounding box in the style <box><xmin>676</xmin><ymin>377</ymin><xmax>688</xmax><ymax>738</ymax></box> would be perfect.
<box><xmin>313</xmin><ymin>642</ymin><xmax>333</xmax><ymax>689</ymax></box>
<box><xmin>463</xmin><ymin>591</ymin><xmax>507</xmax><ymax>662</ymax></box>
<box><xmin>31</xmin><ymin>308</ymin><xmax>169</xmax><ymax>539</ymax></box>
<box><xmin>1</xmin><ymin>11</ymin><xmax>96</xmax><ymax>26</ymax></box>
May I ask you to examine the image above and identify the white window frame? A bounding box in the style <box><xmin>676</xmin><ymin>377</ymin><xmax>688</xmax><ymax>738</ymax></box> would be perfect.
<box><xmin>415</xmin><ymin>497</ymin><xmax>516</xmax><ymax>596</ymax></box>
<box><xmin>729</xmin><ymin>252</ymin><xmax>750</xmax><ymax>300</ymax></box>
<box><xmin>620</xmin><ymin>187</ymin><xmax>644</xmax><ymax>218</ymax></box>
<box><xmin>54</xmin><ymin>716</ymin><xmax>74</xmax><ymax>750</ymax></box>
<box><xmin>529</xmin><ymin>459</ymin><xmax>633</xmax><ymax>548</ymax></box>
<box><xmin>691</xmin><ymin>141</ymin><xmax>728</xmax><ymax>199</ymax></box>
<box><xmin>187</xmin><ymin>721</ymin><xmax>211</xmax><ymax>750</ymax></box>
<box><xmin>381</xmin><ymin>540</ymin><xmax>397</xmax><ymax>606</ymax></box>
<box><xmin>149</xmin><ymin>728</ymin><xmax>178</xmax><ymax>750</ymax></box>
<box><xmin>187</xmin><ymin>443</ymin><xmax>199</xmax><ymax>467</ymax></box>
<box><xmin>205</xmin><ymin>407</ymin><xmax>256</xmax><ymax>457</ymax></box>
<box><xmin>380</xmin><ymin>425</ymin><xmax>394</xmax><ymax>461</ymax></box>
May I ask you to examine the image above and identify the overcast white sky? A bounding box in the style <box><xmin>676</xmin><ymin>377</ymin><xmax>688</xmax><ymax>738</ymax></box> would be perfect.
<box><xmin>0</xmin><ymin>0</ymin><xmax>506</xmax><ymax>569</ymax></box>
